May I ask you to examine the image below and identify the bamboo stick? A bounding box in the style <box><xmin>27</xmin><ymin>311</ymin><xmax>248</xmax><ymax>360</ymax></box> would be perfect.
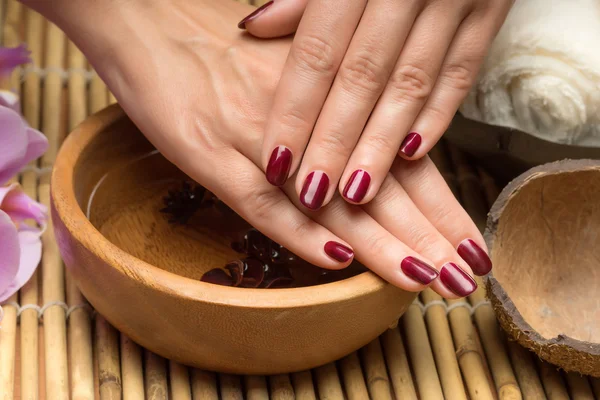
<box><xmin>269</xmin><ymin>374</ymin><xmax>295</xmax><ymax>400</ymax></box>
<box><xmin>291</xmin><ymin>370</ymin><xmax>317</xmax><ymax>400</ymax></box>
<box><xmin>108</xmin><ymin>90</ymin><xmax>117</xmax><ymax>105</ymax></box>
<box><xmin>144</xmin><ymin>351</ymin><xmax>168</xmax><ymax>400</ymax></box>
<box><xmin>169</xmin><ymin>361</ymin><xmax>192</xmax><ymax>400</ymax></box>
<box><xmin>537</xmin><ymin>361</ymin><xmax>569</xmax><ymax>400</ymax></box>
<box><xmin>314</xmin><ymin>362</ymin><xmax>344</xmax><ymax>400</ymax></box>
<box><xmin>244</xmin><ymin>375</ymin><xmax>270</xmax><ymax>400</ymax></box>
<box><xmin>421</xmin><ymin>289</ymin><xmax>468</xmax><ymax>400</ymax></box>
<box><xmin>0</xmin><ymin>0</ymin><xmax>4</xmax><ymax>43</ymax></box>
<box><xmin>95</xmin><ymin>316</ymin><xmax>122</xmax><ymax>399</ymax></box>
<box><xmin>191</xmin><ymin>369</ymin><xmax>219</xmax><ymax>400</ymax></box>
<box><xmin>360</xmin><ymin>337</ymin><xmax>393</xmax><ymax>400</ymax></box>
<box><xmin>219</xmin><ymin>373</ymin><xmax>244</xmax><ymax>400</ymax></box>
<box><xmin>506</xmin><ymin>340</ymin><xmax>546</xmax><ymax>400</ymax></box>
<box><xmin>469</xmin><ymin>288</ymin><xmax>521</xmax><ymax>399</ymax></box>
<box><xmin>402</xmin><ymin>301</ymin><xmax>444</xmax><ymax>399</ymax></box>
<box><xmin>589</xmin><ymin>377</ymin><xmax>599</xmax><ymax>398</ymax></box>
<box><xmin>0</xmin><ymin>295</ymin><xmax>18</xmax><ymax>400</ymax></box>
<box><xmin>446</xmin><ymin>298</ymin><xmax>495</xmax><ymax>400</ymax></box>
<box><xmin>565</xmin><ymin>372</ymin><xmax>595</xmax><ymax>400</ymax></box>
<box><xmin>380</xmin><ymin>327</ymin><xmax>418</xmax><ymax>399</ymax></box>
<box><xmin>2</xmin><ymin>0</ymin><xmax>20</xmax><ymax>89</ymax></box>
<box><xmin>338</xmin><ymin>352</ymin><xmax>370</xmax><ymax>400</ymax></box>
<box><xmin>40</xmin><ymin>20</ymin><xmax>69</xmax><ymax>400</ymax></box>
<box><xmin>120</xmin><ymin>334</ymin><xmax>144</xmax><ymax>400</ymax></box>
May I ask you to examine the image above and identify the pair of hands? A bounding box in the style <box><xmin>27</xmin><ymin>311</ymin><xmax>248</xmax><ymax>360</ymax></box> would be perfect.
<box><xmin>31</xmin><ymin>0</ymin><xmax>506</xmax><ymax>298</ymax></box>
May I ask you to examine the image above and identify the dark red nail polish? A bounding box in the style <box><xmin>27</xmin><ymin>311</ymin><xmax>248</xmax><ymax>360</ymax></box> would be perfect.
<box><xmin>266</xmin><ymin>146</ymin><xmax>292</xmax><ymax>186</ymax></box>
<box><xmin>324</xmin><ymin>241</ymin><xmax>354</xmax><ymax>262</ymax></box>
<box><xmin>238</xmin><ymin>1</ymin><xmax>274</xmax><ymax>29</ymax></box>
<box><xmin>343</xmin><ymin>169</ymin><xmax>371</xmax><ymax>203</ymax></box>
<box><xmin>401</xmin><ymin>256</ymin><xmax>438</xmax><ymax>285</ymax></box>
<box><xmin>457</xmin><ymin>239</ymin><xmax>492</xmax><ymax>276</ymax></box>
<box><xmin>440</xmin><ymin>263</ymin><xmax>477</xmax><ymax>297</ymax></box>
<box><xmin>300</xmin><ymin>171</ymin><xmax>329</xmax><ymax>210</ymax></box>
<box><xmin>399</xmin><ymin>132</ymin><xmax>422</xmax><ymax>157</ymax></box>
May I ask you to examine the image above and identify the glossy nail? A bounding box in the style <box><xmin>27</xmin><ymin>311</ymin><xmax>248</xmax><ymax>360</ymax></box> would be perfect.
<box><xmin>343</xmin><ymin>169</ymin><xmax>371</xmax><ymax>203</ymax></box>
<box><xmin>300</xmin><ymin>171</ymin><xmax>329</xmax><ymax>210</ymax></box>
<box><xmin>457</xmin><ymin>239</ymin><xmax>492</xmax><ymax>276</ymax></box>
<box><xmin>401</xmin><ymin>256</ymin><xmax>438</xmax><ymax>285</ymax></box>
<box><xmin>399</xmin><ymin>132</ymin><xmax>422</xmax><ymax>157</ymax></box>
<box><xmin>440</xmin><ymin>263</ymin><xmax>477</xmax><ymax>297</ymax></box>
<box><xmin>266</xmin><ymin>146</ymin><xmax>292</xmax><ymax>186</ymax></box>
<box><xmin>238</xmin><ymin>1</ymin><xmax>274</xmax><ymax>29</ymax></box>
<box><xmin>324</xmin><ymin>241</ymin><xmax>354</xmax><ymax>262</ymax></box>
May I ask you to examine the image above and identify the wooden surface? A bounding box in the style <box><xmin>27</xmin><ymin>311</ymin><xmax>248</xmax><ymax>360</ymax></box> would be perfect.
<box><xmin>1</xmin><ymin>0</ymin><xmax>599</xmax><ymax>398</ymax></box>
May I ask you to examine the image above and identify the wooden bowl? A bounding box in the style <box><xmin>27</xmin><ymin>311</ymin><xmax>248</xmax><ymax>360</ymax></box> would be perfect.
<box><xmin>444</xmin><ymin>113</ymin><xmax>600</xmax><ymax>184</ymax></box>
<box><xmin>484</xmin><ymin>159</ymin><xmax>600</xmax><ymax>377</ymax></box>
<box><xmin>50</xmin><ymin>104</ymin><xmax>416</xmax><ymax>374</ymax></box>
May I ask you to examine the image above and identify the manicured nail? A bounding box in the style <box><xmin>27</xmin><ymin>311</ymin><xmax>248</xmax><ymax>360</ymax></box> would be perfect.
<box><xmin>399</xmin><ymin>132</ymin><xmax>422</xmax><ymax>157</ymax></box>
<box><xmin>324</xmin><ymin>241</ymin><xmax>354</xmax><ymax>262</ymax></box>
<box><xmin>238</xmin><ymin>1</ymin><xmax>274</xmax><ymax>29</ymax></box>
<box><xmin>440</xmin><ymin>263</ymin><xmax>477</xmax><ymax>297</ymax></box>
<box><xmin>400</xmin><ymin>256</ymin><xmax>439</xmax><ymax>285</ymax></box>
<box><xmin>300</xmin><ymin>171</ymin><xmax>329</xmax><ymax>210</ymax></box>
<box><xmin>457</xmin><ymin>239</ymin><xmax>492</xmax><ymax>276</ymax></box>
<box><xmin>343</xmin><ymin>169</ymin><xmax>371</xmax><ymax>203</ymax></box>
<box><xmin>266</xmin><ymin>146</ymin><xmax>292</xmax><ymax>186</ymax></box>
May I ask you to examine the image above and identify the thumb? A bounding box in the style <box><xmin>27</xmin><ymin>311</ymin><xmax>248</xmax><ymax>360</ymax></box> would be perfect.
<box><xmin>238</xmin><ymin>0</ymin><xmax>308</xmax><ymax>38</ymax></box>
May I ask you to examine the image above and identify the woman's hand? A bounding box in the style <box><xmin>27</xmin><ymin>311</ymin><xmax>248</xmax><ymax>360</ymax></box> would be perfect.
<box><xmin>240</xmin><ymin>0</ymin><xmax>512</xmax><ymax>209</ymax></box>
<box><xmin>27</xmin><ymin>0</ymin><xmax>491</xmax><ymax>298</ymax></box>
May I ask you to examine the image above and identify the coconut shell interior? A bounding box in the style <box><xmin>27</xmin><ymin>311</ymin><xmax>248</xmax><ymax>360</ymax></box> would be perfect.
<box><xmin>485</xmin><ymin>160</ymin><xmax>600</xmax><ymax>377</ymax></box>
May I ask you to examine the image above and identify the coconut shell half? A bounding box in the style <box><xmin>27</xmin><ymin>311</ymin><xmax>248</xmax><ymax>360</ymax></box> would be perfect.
<box><xmin>484</xmin><ymin>159</ymin><xmax>600</xmax><ymax>377</ymax></box>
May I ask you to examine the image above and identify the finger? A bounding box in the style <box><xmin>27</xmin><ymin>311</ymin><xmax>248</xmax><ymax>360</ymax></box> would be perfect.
<box><xmin>340</xmin><ymin>2</ymin><xmax>467</xmax><ymax>205</ymax></box>
<box><xmin>406</xmin><ymin>3</ymin><xmax>513</xmax><ymax>159</ymax></box>
<box><xmin>295</xmin><ymin>0</ymin><xmax>420</xmax><ymax>207</ymax></box>
<box><xmin>362</xmin><ymin>168</ymin><xmax>477</xmax><ymax>298</ymax></box>
<box><xmin>239</xmin><ymin>0</ymin><xmax>309</xmax><ymax>38</ymax></box>
<box><xmin>261</xmin><ymin>0</ymin><xmax>367</xmax><ymax>192</ymax></box>
<box><xmin>193</xmin><ymin>149</ymin><xmax>355</xmax><ymax>270</ymax></box>
<box><xmin>390</xmin><ymin>156</ymin><xmax>492</xmax><ymax>277</ymax></box>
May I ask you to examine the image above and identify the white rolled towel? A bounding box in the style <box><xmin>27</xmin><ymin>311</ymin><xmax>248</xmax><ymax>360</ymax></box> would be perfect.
<box><xmin>459</xmin><ymin>0</ymin><xmax>600</xmax><ymax>146</ymax></box>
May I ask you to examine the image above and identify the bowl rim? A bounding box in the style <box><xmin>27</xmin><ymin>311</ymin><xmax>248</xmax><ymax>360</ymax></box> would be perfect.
<box><xmin>51</xmin><ymin>104</ymin><xmax>389</xmax><ymax>309</ymax></box>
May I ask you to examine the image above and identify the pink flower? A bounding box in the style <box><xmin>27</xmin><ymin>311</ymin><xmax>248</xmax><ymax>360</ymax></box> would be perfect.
<box><xmin>0</xmin><ymin>45</ymin><xmax>31</xmax><ymax>77</ymax></box>
<box><xmin>0</xmin><ymin>46</ymin><xmax>48</xmax><ymax>316</ymax></box>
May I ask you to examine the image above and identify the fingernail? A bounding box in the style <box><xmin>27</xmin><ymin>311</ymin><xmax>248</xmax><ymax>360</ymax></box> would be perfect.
<box><xmin>440</xmin><ymin>263</ymin><xmax>477</xmax><ymax>297</ymax></box>
<box><xmin>324</xmin><ymin>241</ymin><xmax>354</xmax><ymax>262</ymax></box>
<box><xmin>266</xmin><ymin>145</ymin><xmax>292</xmax><ymax>186</ymax></box>
<box><xmin>400</xmin><ymin>256</ymin><xmax>438</xmax><ymax>285</ymax></box>
<box><xmin>300</xmin><ymin>171</ymin><xmax>329</xmax><ymax>210</ymax></box>
<box><xmin>399</xmin><ymin>132</ymin><xmax>422</xmax><ymax>157</ymax></box>
<box><xmin>343</xmin><ymin>169</ymin><xmax>371</xmax><ymax>203</ymax></box>
<box><xmin>457</xmin><ymin>239</ymin><xmax>492</xmax><ymax>276</ymax></box>
<box><xmin>238</xmin><ymin>1</ymin><xmax>274</xmax><ymax>29</ymax></box>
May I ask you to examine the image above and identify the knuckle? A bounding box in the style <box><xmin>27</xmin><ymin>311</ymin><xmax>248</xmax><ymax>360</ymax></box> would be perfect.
<box><xmin>371</xmin><ymin>175</ymin><xmax>399</xmax><ymax>205</ymax></box>
<box><xmin>246</xmin><ymin>186</ymin><xmax>286</xmax><ymax>221</ymax></box>
<box><xmin>317</xmin><ymin>128</ymin><xmax>355</xmax><ymax>156</ymax></box>
<box><xmin>293</xmin><ymin>34</ymin><xmax>338</xmax><ymax>76</ymax></box>
<box><xmin>338</xmin><ymin>53</ymin><xmax>387</xmax><ymax>95</ymax></box>
<box><xmin>406</xmin><ymin>225</ymin><xmax>441</xmax><ymax>255</ymax></box>
<box><xmin>441</xmin><ymin>62</ymin><xmax>476</xmax><ymax>92</ymax></box>
<box><xmin>287</xmin><ymin>217</ymin><xmax>312</xmax><ymax>239</ymax></box>
<box><xmin>278</xmin><ymin>108</ymin><xmax>311</xmax><ymax>132</ymax></box>
<box><xmin>364</xmin><ymin>129</ymin><xmax>396</xmax><ymax>154</ymax></box>
<box><xmin>363</xmin><ymin>232</ymin><xmax>388</xmax><ymax>256</ymax></box>
<box><xmin>388</xmin><ymin>64</ymin><xmax>434</xmax><ymax>103</ymax></box>
<box><xmin>429</xmin><ymin>202</ymin><xmax>456</xmax><ymax>228</ymax></box>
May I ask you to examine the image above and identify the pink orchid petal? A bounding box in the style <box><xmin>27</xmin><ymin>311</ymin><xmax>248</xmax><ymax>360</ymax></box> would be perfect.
<box><xmin>0</xmin><ymin>90</ymin><xmax>20</xmax><ymax>113</ymax></box>
<box><xmin>0</xmin><ymin>45</ymin><xmax>31</xmax><ymax>77</ymax></box>
<box><xmin>0</xmin><ymin>210</ymin><xmax>20</xmax><ymax>299</ymax></box>
<box><xmin>0</xmin><ymin>228</ymin><xmax>41</xmax><ymax>302</ymax></box>
<box><xmin>0</xmin><ymin>107</ymin><xmax>28</xmax><ymax>185</ymax></box>
<box><xmin>0</xmin><ymin>183</ymin><xmax>47</xmax><ymax>225</ymax></box>
<box><xmin>24</xmin><ymin>127</ymin><xmax>49</xmax><ymax>165</ymax></box>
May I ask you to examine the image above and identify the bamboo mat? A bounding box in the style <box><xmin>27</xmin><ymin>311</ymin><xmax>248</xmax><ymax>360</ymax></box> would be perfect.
<box><xmin>1</xmin><ymin>1</ymin><xmax>599</xmax><ymax>399</ymax></box>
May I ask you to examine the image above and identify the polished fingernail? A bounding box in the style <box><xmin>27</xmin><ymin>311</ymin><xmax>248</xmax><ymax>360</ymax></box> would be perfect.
<box><xmin>343</xmin><ymin>169</ymin><xmax>371</xmax><ymax>203</ymax></box>
<box><xmin>300</xmin><ymin>171</ymin><xmax>329</xmax><ymax>210</ymax></box>
<box><xmin>457</xmin><ymin>239</ymin><xmax>492</xmax><ymax>276</ymax></box>
<box><xmin>400</xmin><ymin>256</ymin><xmax>438</xmax><ymax>285</ymax></box>
<box><xmin>399</xmin><ymin>132</ymin><xmax>422</xmax><ymax>157</ymax></box>
<box><xmin>238</xmin><ymin>1</ymin><xmax>274</xmax><ymax>29</ymax></box>
<box><xmin>324</xmin><ymin>241</ymin><xmax>354</xmax><ymax>262</ymax></box>
<box><xmin>440</xmin><ymin>263</ymin><xmax>477</xmax><ymax>297</ymax></box>
<box><xmin>266</xmin><ymin>145</ymin><xmax>292</xmax><ymax>186</ymax></box>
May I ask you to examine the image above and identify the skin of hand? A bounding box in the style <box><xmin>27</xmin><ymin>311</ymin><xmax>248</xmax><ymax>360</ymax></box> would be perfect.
<box><xmin>239</xmin><ymin>0</ymin><xmax>513</xmax><ymax>210</ymax></box>
<box><xmin>21</xmin><ymin>0</ymin><xmax>492</xmax><ymax>298</ymax></box>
